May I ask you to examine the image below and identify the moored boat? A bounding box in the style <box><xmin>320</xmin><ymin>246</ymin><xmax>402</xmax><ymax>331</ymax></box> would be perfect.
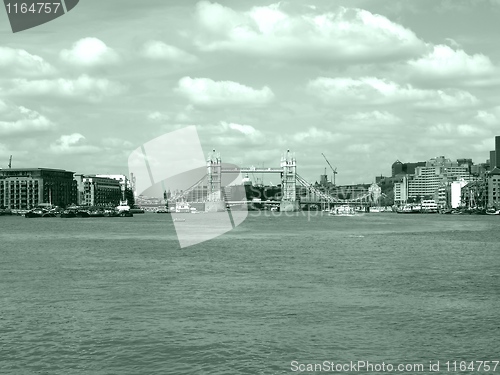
<box><xmin>486</xmin><ymin>208</ymin><xmax>500</xmax><ymax>215</ymax></box>
<box><xmin>60</xmin><ymin>210</ymin><xmax>77</xmax><ymax>218</ymax></box>
<box><xmin>25</xmin><ymin>208</ymin><xmax>45</xmax><ymax>218</ymax></box>
<box><xmin>329</xmin><ymin>205</ymin><xmax>356</xmax><ymax>216</ymax></box>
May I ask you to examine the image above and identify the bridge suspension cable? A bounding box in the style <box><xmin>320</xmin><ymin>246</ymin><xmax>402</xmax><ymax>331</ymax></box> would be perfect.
<box><xmin>169</xmin><ymin>174</ymin><xmax>207</xmax><ymax>202</ymax></box>
<box><xmin>296</xmin><ymin>174</ymin><xmax>373</xmax><ymax>203</ymax></box>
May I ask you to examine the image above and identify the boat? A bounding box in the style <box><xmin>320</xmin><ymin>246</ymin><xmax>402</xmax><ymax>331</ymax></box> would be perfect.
<box><xmin>329</xmin><ymin>205</ymin><xmax>356</xmax><ymax>216</ymax></box>
<box><xmin>420</xmin><ymin>200</ymin><xmax>438</xmax><ymax>213</ymax></box>
<box><xmin>173</xmin><ymin>218</ymin><xmax>186</xmax><ymax>222</ymax></box>
<box><xmin>115</xmin><ymin>200</ymin><xmax>133</xmax><ymax>217</ymax></box>
<box><xmin>89</xmin><ymin>209</ymin><xmax>105</xmax><ymax>217</ymax></box>
<box><xmin>486</xmin><ymin>208</ymin><xmax>500</xmax><ymax>215</ymax></box>
<box><xmin>116</xmin><ymin>200</ymin><xmax>131</xmax><ymax>212</ymax></box>
<box><xmin>396</xmin><ymin>204</ymin><xmax>421</xmax><ymax>213</ymax></box>
<box><xmin>103</xmin><ymin>209</ymin><xmax>119</xmax><ymax>217</ymax></box>
<box><xmin>60</xmin><ymin>210</ymin><xmax>77</xmax><ymax>218</ymax></box>
<box><xmin>156</xmin><ymin>209</ymin><xmax>170</xmax><ymax>214</ymax></box>
<box><xmin>25</xmin><ymin>208</ymin><xmax>45</xmax><ymax>218</ymax></box>
<box><xmin>76</xmin><ymin>210</ymin><xmax>90</xmax><ymax>218</ymax></box>
<box><xmin>175</xmin><ymin>201</ymin><xmax>191</xmax><ymax>213</ymax></box>
<box><xmin>0</xmin><ymin>209</ymin><xmax>12</xmax><ymax>216</ymax></box>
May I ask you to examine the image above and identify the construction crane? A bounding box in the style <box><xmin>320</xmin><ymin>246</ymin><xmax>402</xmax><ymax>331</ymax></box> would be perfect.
<box><xmin>321</xmin><ymin>153</ymin><xmax>337</xmax><ymax>186</ymax></box>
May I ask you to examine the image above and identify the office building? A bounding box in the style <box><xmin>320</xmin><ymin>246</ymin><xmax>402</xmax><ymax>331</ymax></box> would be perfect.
<box><xmin>393</xmin><ymin>176</ymin><xmax>408</xmax><ymax>204</ymax></box>
<box><xmin>391</xmin><ymin>160</ymin><xmax>426</xmax><ymax>177</ymax></box>
<box><xmin>0</xmin><ymin>168</ymin><xmax>77</xmax><ymax>209</ymax></box>
<box><xmin>407</xmin><ymin>156</ymin><xmax>473</xmax><ymax>199</ymax></box>
<box><xmin>79</xmin><ymin>175</ymin><xmax>122</xmax><ymax>206</ymax></box>
<box><xmin>496</xmin><ymin>136</ymin><xmax>500</xmax><ymax>169</ymax></box>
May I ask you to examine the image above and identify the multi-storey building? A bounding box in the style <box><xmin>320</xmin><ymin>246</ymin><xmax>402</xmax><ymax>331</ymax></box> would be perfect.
<box><xmin>407</xmin><ymin>156</ymin><xmax>473</xmax><ymax>199</ymax></box>
<box><xmin>393</xmin><ymin>176</ymin><xmax>408</xmax><ymax>205</ymax></box>
<box><xmin>184</xmin><ymin>185</ymin><xmax>208</xmax><ymax>202</ymax></box>
<box><xmin>487</xmin><ymin>168</ymin><xmax>500</xmax><ymax>208</ymax></box>
<box><xmin>391</xmin><ymin>160</ymin><xmax>426</xmax><ymax>177</ymax></box>
<box><xmin>0</xmin><ymin>168</ymin><xmax>77</xmax><ymax>209</ymax></box>
<box><xmin>78</xmin><ymin>175</ymin><xmax>122</xmax><ymax>206</ymax></box>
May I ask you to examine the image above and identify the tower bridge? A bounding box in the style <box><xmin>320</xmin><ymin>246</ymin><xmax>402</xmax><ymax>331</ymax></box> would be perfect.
<box><xmin>169</xmin><ymin>150</ymin><xmax>380</xmax><ymax>212</ymax></box>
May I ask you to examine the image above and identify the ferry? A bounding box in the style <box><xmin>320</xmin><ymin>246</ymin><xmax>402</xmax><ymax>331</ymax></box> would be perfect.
<box><xmin>175</xmin><ymin>201</ymin><xmax>191</xmax><ymax>213</ymax></box>
<box><xmin>329</xmin><ymin>205</ymin><xmax>356</xmax><ymax>216</ymax></box>
<box><xmin>420</xmin><ymin>200</ymin><xmax>438</xmax><ymax>213</ymax></box>
<box><xmin>486</xmin><ymin>208</ymin><xmax>500</xmax><ymax>215</ymax></box>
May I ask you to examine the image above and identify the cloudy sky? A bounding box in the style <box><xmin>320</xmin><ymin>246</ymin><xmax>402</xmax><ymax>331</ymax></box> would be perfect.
<box><xmin>1</xmin><ymin>0</ymin><xmax>500</xmax><ymax>185</ymax></box>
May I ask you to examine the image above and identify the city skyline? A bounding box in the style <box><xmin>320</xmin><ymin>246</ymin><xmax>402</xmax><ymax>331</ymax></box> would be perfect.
<box><xmin>1</xmin><ymin>1</ymin><xmax>500</xmax><ymax>184</ymax></box>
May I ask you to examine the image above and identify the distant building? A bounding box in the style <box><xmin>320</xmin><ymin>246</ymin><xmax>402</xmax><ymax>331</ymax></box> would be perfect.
<box><xmin>0</xmin><ymin>168</ymin><xmax>77</xmax><ymax>209</ymax></box>
<box><xmin>487</xmin><ymin>168</ymin><xmax>500</xmax><ymax>208</ymax></box>
<box><xmin>393</xmin><ymin>176</ymin><xmax>408</xmax><ymax>205</ymax></box>
<box><xmin>319</xmin><ymin>174</ymin><xmax>328</xmax><ymax>186</ymax></box>
<box><xmin>407</xmin><ymin>156</ymin><xmax>473</xmax><ymax>200</ymax></box>
<box><xmin>450</xmin><ymin>179</ymin><xmax>469</xmax><ymax>208</ymax></box>
<box><xmin>391</xmin><ymin>160</ymin><xmax>426</xmax><ymax>177</ymax></box>
<box><xmin>79</xmin><ymin>175</ymin><xmax>122</xmax><ymax>206</ymax></box>
<box><xmin>95</xmin><ymin>174</ymin><xmax>129</xmax><ymax>191</ymax></box>
<box><xmin>471</xmin><ymin>163</ymin><xmax>488</xmax><ymax>177</ymax></box>
<box><xmin>490</xmin><ymin>151</ymin><xmax>496</xmax><ymax>170</ymax></box>
<box><xmin>461</xmin><ymin>180</ymin><xmax>488</xmax><ymax>209</ymax></box>
<box><xmin>496</xmin><ymin>136</ymin><xmax>500</xmax><ymax>168</ymax></box>
<box><xmin>185</xmin><ymin>185</ymin><xmax>208</xmax><ymax>202</ymax></box>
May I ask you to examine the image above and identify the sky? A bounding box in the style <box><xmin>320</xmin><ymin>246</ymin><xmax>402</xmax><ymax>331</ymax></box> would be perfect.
<box><xmin>1</xmin><ymin>0</ymin><xmax>500</xmax><ymax>186</ymax></box>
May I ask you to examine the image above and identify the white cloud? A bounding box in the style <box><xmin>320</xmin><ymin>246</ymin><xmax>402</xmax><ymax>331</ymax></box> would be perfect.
<box><xmin>60</xmin><ymin>38</ymin><xmax>119</xmax><ymax>66</ymax></box>
<box><xmin>307</xmin><ymin>76</ymin><xmax>479</xmax><ymax>108</ymax></box>
<box><xmin>50</xmin><ymin>133</ymin><xmax>100</xmax><ymax>154</ymax></box>
<box><xmin>475</xmin><ymin>110</ymin><xmax>497</xmax><ymax>125</ymax></box>
<box><xmin>101</xmin><ymin>137</ymin><xmax>133</xmax><ymax>148</ymax></box>
<box><xmin>0</xmin><ymin>46</ymin><xmax>55</xmax><ymax>76</ymax></box>
<box><xmin>194</xmin><ymin>1</ymin><xmax>426</xmax><ymax>62</ymax></box>
<box><xmin>176</xmin><ymin>77</ymin><xmax>274</xmax><ymax>107</ymax></box>
<box><xmin>408</xmin><ymin>45</ymin><xmax>496</xmax><ymax>80</ymax></box>
<box><xmin>343</xmin><ymin>110</ymin><xmax>401</xmax><ymax>125</ymax></box>
<box><xmin>10</xmin><ymin>75</ymin><xmax>125</xmax><ymax>102</ymax></box>
<box><xmin>0</xmin><ymin>103</ymin><xmax>55</xmax><ymax>136</ymax></box>
<box><xmin>228</xmin><ymin>123</ymin><xmax>256</xmax><ymax>135</ymax></box>
<box><xmin>148</xmin><ymin>111</ymin><xmax>170</xmax><ymax>122</ymax></box>
<box><xmin>141</xmin><ymin>41</ymin><xmax>197</xmax><ymax>63</ymax></box>
<box><xmin>428</xmin><ymin>123</ymin><xmax>489</xmax><ymax>137</ymax></box>
<box><xmin>293</xmin><ymin>127</ymin><xmax>350</xmax><ymax>143</ymax></box>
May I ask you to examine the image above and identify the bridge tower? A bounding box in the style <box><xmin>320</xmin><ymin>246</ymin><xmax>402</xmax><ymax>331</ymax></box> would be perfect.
<box><xmin>280</xmin><ymin>150</ymin><xmax>299</xmax><ymax>212</ymax></box>
<box><xmin>206</xmin><ymin>149</ymin><xmax>226</xmax><ymax>212</ymax></box>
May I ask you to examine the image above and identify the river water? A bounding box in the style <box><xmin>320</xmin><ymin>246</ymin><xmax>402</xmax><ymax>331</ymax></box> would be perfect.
<box><xmin>1</xmin><ymin>212</ymin><xmax>499</xmax><ymax>374</ymax></box>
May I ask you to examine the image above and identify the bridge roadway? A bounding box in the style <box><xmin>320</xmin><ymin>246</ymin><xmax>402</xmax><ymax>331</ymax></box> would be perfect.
<box><xmin>220</xmin><ymin>168</ymin><xmax>283</xmax><ymax>174</ymax></box>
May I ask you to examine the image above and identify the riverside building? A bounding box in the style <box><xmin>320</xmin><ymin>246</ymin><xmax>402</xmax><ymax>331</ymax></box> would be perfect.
<box><xmin>393</xmin><ymin>156</ymin><xmax>474</xmax><ymax>205</ymax></box>
<box><xmin>0</xmin><ymin>168</ymin><xmax>77</xmax><ymax>209</ymax></box>
<box><xmin>407</xmin><ymin>156</ymin><xmax>473</xmax><ymax>198</ymax></box>
<box><xmin>74</xmin><ymin>175</ymin><xmax>122</xmax><ymax>206</ymax></box>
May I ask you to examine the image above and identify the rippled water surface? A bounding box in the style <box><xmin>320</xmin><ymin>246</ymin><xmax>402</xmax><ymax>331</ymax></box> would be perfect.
<box><xmin>1</xmin><ymin>213</ymin><xmax>499</xmax><ymax>374</ymax></box>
